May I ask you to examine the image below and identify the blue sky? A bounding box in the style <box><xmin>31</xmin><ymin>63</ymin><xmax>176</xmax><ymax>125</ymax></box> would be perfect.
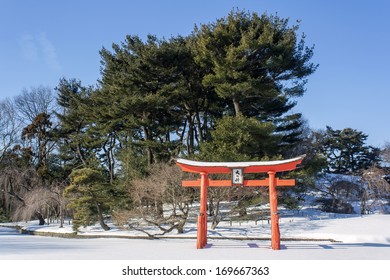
<box><xmin>0</xmin><ymin>0</ymin><xmax>389</xmax><ymax>147</ymax></box>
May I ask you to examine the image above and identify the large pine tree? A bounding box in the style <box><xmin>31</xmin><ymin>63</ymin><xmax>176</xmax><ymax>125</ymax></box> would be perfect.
<box><xmin>193</xmin><ymin>9</ymin><xmax>318</xmax><ymax>153</ymax></box>
<box><xmin>55</xmin><ymin>78</ymin><xmax>100</xmax><ymax>172</ymax></box>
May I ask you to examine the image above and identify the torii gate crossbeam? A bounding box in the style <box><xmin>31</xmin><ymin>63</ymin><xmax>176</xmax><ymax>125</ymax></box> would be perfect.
<box><xmin>176</xmin><ymin>155</ymin><xmax>305</xmax><ymax>250</ymax></box>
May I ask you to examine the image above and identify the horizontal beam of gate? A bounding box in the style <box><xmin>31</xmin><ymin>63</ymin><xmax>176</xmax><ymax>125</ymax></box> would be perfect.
<box><xmin>182</xmin><ymin>178</ymin><xmax>295</xmax><ymax>187</ymax></box>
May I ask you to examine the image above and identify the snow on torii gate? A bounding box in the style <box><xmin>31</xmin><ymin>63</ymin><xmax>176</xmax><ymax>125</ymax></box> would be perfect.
<box><xmin>176</xmin><ymin>155</ymin><xmax>305</xmax><ymax>250</ymax></box>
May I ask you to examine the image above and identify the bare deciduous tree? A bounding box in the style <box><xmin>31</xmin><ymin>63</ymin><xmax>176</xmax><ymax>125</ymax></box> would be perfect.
<box><xmin>0</xmin><ymin>167</ymin><xmax>42</xmax><ymax>220</ymax></box>
<box><xmin>361</xmin><ymin>167</ymin><xmax>390</xmax><ymax>214</ymax></box>
<box><xmin>11</xmin><ymin>183</ymin><xmax>66</xmax><ymax>226</ymax></box>
<box><xmin>14</xmin><ymin>86</ymin><xmax>56</xmax><ymax>124</ymax></box>
<box><xmin>0</xmin><ymin>99</ymin><xmax>19</xmax><ymax>165</ymax></box>
<box><xmin>314</xmin><ymin>174</ymin><xmax>360</xmax><ymax>214</ymax></box>
<box><xmin>381</xmin><ymin>143</ymin><xmax>390</xmax><ymax>166</ymax></box>
<box><xmin>0</xmin><ymin>167</ymin><xmax>66</xmax><ymax>225</ymax></box>
<box><xmin>127</xmin><ymin>163</ymin><xmax>195</xmax><ymax>236</ymax></box>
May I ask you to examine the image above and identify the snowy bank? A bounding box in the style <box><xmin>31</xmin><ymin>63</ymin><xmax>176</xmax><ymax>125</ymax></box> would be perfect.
<box><xmin>2</xmin><ymin>212</ymin><xmax>390</xmax><ymax>244</ymax></box>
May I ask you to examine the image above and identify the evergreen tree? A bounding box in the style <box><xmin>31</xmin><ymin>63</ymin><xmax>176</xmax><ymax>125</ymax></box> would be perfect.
<box><xmin>64</xmin><ymin>168</ymin><xmax>115</xmax><ymax>231</ymax></box>
<box><xmin>55</xmin><ymin>78</ymin><xmax>100</xmax><ymax>174</ymax></box>
<box><xmin>198</xmin><ymin>115</ymin><xmax>277</xmax><ymax>161</ymax></box>
<box><xmin>98</xmin><ymin>35</ymin><xmax>193</xmax><ymax>164</ymax></box>
<box><xmin>170</xmin><ymin>35</ymin><xmax>223</xmax><ymax>155</ymax></box>
<box><xmin>320</xmin><ymin>126</ymin><xmax>380</xmax><ymax>175</ymax></box>
<box><xmin>193</xmin><ymin>9</ymin><xmax>318</xmax><ymax>153</ymax></box>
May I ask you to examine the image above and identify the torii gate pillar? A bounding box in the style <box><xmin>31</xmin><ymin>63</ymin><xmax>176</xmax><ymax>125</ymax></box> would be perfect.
<box><xmin>176</xmin><ymin>155</ymin><xmax>305</xmax><ymax>250</ymax></box>
<box><xmin>198</xmin><ymin>172</ymin><xmax>208</xmax><ymax>249</ymax></box>
<box><xmin>268</xmin><ymin>171</ymin><xmax>280</xmax><ymax>250</ymax></box>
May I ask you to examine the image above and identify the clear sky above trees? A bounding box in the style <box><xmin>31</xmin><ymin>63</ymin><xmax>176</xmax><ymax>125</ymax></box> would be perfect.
<box><xmin>0</xmin><ymin>0</ymin><xmax>389</xmax><ymax>146</ymax></box>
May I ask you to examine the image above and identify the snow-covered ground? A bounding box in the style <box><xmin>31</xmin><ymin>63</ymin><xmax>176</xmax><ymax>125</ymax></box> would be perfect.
<box><xmin>1</xmin><ymin>210</ymin><xmax>389</xmax><ymax>260</ymax></box>
<box><xmin>1</xmin><ymin>210</ymin><xmax>389</xmax><ymax>280</ymax></box>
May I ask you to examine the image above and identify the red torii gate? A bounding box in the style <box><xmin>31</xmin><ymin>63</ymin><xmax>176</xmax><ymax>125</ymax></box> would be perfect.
<box><xmin>176</xmin><ymin>155</ymin><xmax>305</xmax><ymax>250</ymax></box>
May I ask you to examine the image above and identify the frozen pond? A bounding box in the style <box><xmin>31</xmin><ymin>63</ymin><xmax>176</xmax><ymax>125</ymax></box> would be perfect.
<box><xmin>1</xmin><ymin>227</ymin><xmax>389</xmax><ymax>260</ymax></box>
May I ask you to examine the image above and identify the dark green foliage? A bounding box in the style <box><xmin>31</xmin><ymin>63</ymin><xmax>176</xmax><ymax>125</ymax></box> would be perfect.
<box><xmin>55</xmin><ymin>78</ymin><xmax>100</xmax><ymax>172</ymax></box>
<box><xmin>194</xmin><ymin>9</ymin><xmax>318</xmax><ymax>150</ymax></box>
<box><xmin>98</xmin><ymin>35</ymin><xmax>187</xmax><ymax>165</ymax></box>
<box><xmin>319</xmin><ymin>126</ymin><xmax>380</xmax><ymax>175</ymax></box>
<box><xmin>65</xmin><ymin>168</ymin><xmax>117</xmax><ymax>231</ymax></box>
<box><xmin>198</xmin><ymin>115</ymin><xmax>278</xmax><ymax>161</ymax></box>
<box><xmin>95</xmin><ymin>9</ymin><xmax>317</xmax><ymax>165</ymax></box>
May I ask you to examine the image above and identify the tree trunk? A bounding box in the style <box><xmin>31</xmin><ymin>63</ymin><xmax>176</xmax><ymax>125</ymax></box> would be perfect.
<box><xmin>59</xmin><ymin>206</ymin><xmax>64</xmax><ymax>228</ymax></box>
<box><xmin>208</xmin><ymin>196</ymin><xmax>214</xmax><ymax>216</ymax></box>
<box><xmin>95</xmin><ymin>202</ymin><xmax>110</xmax><ymax>231</ymax></box>
<box><xmin>37</xmin><ymin>213</ymin><xmax>45</xmax><ymax>225</ymax></box>
<box><xmin>360</xmin><ymin>189</ymin><xmax>367</xmax><ymax>215</ymax></box>
<box><xmin>232</xmin><ymin>96</ymin><xmax>242</xmax><ymax>116</ymax></box>
<box><xmin>155</xmin><ymin>200</ymin><xmax>164</xmax><ymax>218</ymax></box>
<box><xmin>177</xmin><ymin>219</ymin><xmax>186</xmax><ymax>234</ymax></box>
<box><xmin>211</xmin><ymin>201</ymin><xmax>221</xmax><ymax>230</ymax></box>
<box><xmin>238</xmin><ymin>199</ymin><xmax>247</xmax><ymax>217</ymax></box>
